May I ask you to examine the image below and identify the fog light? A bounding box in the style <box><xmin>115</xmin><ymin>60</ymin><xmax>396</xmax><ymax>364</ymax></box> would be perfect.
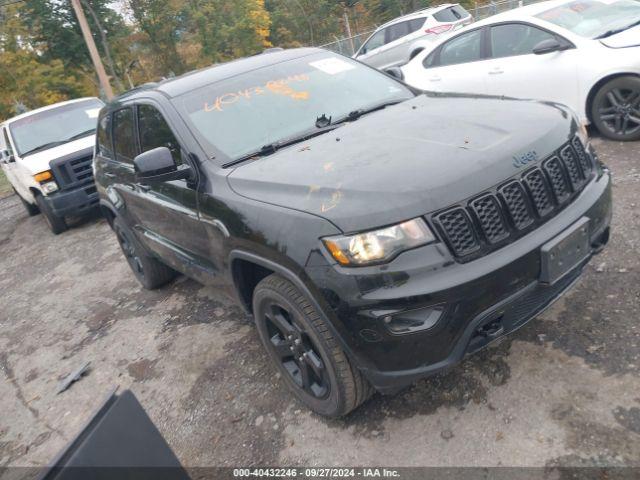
<box><xmin>375</xmin><ymin>305</ymin><xmax>445</xmax><ymax>335</ymax></box>
<box><xmin>42</xmin><ymin>181</ymin><xmax>59</xmax><ymax>194</ymax></box>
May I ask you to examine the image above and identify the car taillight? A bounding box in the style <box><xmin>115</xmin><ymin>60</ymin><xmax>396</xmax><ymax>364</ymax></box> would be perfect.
<box><xmin>426</xmin><ymin>24</ymin><xmax>453</xmax><ymax>35</ymax></box>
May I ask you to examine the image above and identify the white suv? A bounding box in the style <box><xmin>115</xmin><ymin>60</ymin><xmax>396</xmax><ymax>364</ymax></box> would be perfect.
<box><xmin>353</xmin><ymin>4</ymin><xmax>473</xmax><ymax>70</ymax></box>
<box><xmin>0</xmin><ymin>98</ymin><xmax>104</xmax><ymax>234</ymax></box>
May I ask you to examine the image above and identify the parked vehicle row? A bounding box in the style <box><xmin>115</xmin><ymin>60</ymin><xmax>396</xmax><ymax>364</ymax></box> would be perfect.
<box><xmin>397</xmin><ymin>0</ymin><xmax>640</xmax><ymax>141</ymax></box>
<box><xmin>0</xmin><ymin>98</ymin><xmax>104</xmax><ymax>233</ymax></box>
<box><xmin>92</xmin><ymin>49</ymin><xmax>611</xmax><ymax>417</ymax></box>
<box><xmin>353</xmin><ymin>3</ymin><xmax>473</xmax><ymax>70</ymax></box>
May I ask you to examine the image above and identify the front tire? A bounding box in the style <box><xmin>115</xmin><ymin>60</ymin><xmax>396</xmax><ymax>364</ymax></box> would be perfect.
<box><xmin>253</xmin><ymin>274</ymin><xmax>372</xmax><ymax>417</ymax></box>
<box><xmin>14</xmin><ymin>188</ymin><xmax>39</xmax><ymax>216</ymax></box>
<box><xmin>591</xmin><ymin>76</ymin><xmax>640</xmax><ymax>141</ymax></box>
<box><xmin>113</xmin><ymin>217</ymin><xmax>176</xmax><ymax>289</ymax></box>
<box><xmin>35</xmin><ymin>194</ymin><xmax>67</xmax><ymax>234</ymax></box>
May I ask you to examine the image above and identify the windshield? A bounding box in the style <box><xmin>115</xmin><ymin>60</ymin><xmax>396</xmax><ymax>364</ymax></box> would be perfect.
<box><xmin>535</xmin><ymin>0</ymin><xmax>640</xmax><ymax>38</ymax></box>
<box><xmin>8</xmin><ymin>99</ymin><xmax>103</xmax><ymax>157</ymax></box>
<box><xmin>175</xmin><ymin>52</ymin><xmax>414</xmax><ymax>162</ymax></box>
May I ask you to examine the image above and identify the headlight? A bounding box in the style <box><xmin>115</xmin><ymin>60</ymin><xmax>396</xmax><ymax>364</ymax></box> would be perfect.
<box><xmin>322</xmin><ymin>218</ymin><xmax>436</xmax><ymax>266</ymax></box>
<box><xmin>42</xmin><ymin>181</ymin><xmax>59</xmax><ymax>194</ymax></box>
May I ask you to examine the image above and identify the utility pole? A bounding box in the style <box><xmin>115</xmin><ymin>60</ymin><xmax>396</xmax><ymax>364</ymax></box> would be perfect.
<box><xmin>70</xmin><ymin>0</ymin><xmax>114</xmax><ymax>100</ymax></box>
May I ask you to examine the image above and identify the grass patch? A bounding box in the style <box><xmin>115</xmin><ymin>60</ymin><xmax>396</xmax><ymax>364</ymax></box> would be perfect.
<box><xmin>0</xmin><ymin>168</ymin><xmax>14</xmax><ymax>198</ymax></box>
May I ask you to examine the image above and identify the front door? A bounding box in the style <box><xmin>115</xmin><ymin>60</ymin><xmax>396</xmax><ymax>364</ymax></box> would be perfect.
<box><xmin>483</xmin><ymin>23</ymin><xmax>579</xmax><ymax>112</ymax></box>
<box><xmin>129</xmin><ymin>103</ymin><xmax>214</xmax><ymax>280</ymax></box>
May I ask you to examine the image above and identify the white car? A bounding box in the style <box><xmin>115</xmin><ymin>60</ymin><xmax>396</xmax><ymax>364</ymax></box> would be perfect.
<box><xmin>0</xmin><ymin>98</ymin><xmax>104</xmax><ymax>233</ymax></box>
<box><xmin>401</xmin><ymin>0</ymin><xmax>640</xmax><ymax>141</ymax></box>
<box><xmin>353</xmin><ymin>4</ymin><xmax>473</xmax><ymax>70</ymax></box>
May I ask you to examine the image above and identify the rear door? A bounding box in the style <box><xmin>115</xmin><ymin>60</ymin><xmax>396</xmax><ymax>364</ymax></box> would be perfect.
<box><xmin>413</xmin><ymin>27</ymin><xmax>489</xmax><ymax>94</ymax></box>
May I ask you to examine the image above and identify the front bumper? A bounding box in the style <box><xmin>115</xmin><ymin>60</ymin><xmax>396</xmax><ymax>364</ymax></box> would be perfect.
<box><xmin>305</xmin><ymin>170</ymin><xmax>612</xmax><ymax>393</ymax></box>
<box><xmin>44</xmin><ymin>184</ymin><xmax>99</xmax><ymax>217</ymax></box>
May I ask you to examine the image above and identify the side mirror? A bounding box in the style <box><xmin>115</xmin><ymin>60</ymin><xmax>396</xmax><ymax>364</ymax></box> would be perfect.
<box><xmin>133</xmin><ymin>147</ymin><xmax>193</xmax><ymax>184</ymax></box>
<box><xmin>533</xmin><ymin>38</ymin><xmax>564</xmax><ymax>55</ymax></box>
<box><xmin>385</xmin><ymin>67</ymin><xmax>404</xmax><ymax>80</ymax></box>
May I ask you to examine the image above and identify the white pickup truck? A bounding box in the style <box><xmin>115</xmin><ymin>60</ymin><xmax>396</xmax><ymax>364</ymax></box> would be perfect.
<box><xmin>0</xmin><ymin>98</ymin><xmax>104</xmax><ymax>234</ymax></box>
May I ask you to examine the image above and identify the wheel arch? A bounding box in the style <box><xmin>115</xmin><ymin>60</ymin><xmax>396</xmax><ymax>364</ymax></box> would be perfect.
<box><xmin>98</xmin><ymin>199</ymin><xmax>117</xmax><ymax>228</ymax></box>
<box><xmin>585</xmin><ymin>72</ymin><xmax>640</xmax><ymax>123</ymax></box>
<box><xmin>228</xmin><ymin>249</ymin><xmax>373</xmax><ymax>371</ymax></box>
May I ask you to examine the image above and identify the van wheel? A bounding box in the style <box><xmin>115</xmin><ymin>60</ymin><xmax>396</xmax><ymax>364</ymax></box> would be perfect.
<box><xmin>14</xmin><ymin>189</ymin><xmax>39</xmax><ymax>216</ymax></box>
<box><xmin>35</xmin><ymin>194</ymin><xmax>67</xmax><ymax>234</ymax></box>
<box><xmin>592</xmin><ymin>76</ymin><xmax>640</xmax><ymax>141</ymax></box>
<box><xmin>113</xmin><ymin>217</ymin><xmax>176</xmax><ymax>289</ymax></box>
<box><xmin>253</xmin><ymin>274</ymin><xmax>373</xmax><ymax>417</ymax></box>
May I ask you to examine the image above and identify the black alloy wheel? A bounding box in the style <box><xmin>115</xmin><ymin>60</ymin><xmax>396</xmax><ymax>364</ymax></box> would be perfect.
<box><xmin>592</xmin><ymin>76</ymin><xmax>640</xmax><ymax>141</ymax></box>
<box><xmin>264</xmin><ymin>301</ymin><xmax>330</xmax><ymax>399</ymax></box>
<box><xmin>112</xmin><ymin>217</ymin><xmax>176</xmax><ymax>289</ymax></box>
<box><xmin>253</xmin><ymin>274</ymin><xmax>373</xmax><ymax>417</ymax></box>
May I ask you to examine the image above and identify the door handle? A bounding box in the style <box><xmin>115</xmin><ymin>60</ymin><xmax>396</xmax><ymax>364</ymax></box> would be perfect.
<box><xmin>488</xmin><ymin>68</ymin><xmax>504</xmax><ymax>75</ymax></box>
<box><xmin>137</xmin><ymin>184</ymin><xmax>151</xmax><ymax>192</ymax></box>
<box><xmin>103</xmin><ymin>172</ymin><xmax>116</xmax><ymax>178</ymax></box>
<box><xmin>429</xmin><ymin>76</ymin><xmax>442</xmax><ymax>82</ymax></box>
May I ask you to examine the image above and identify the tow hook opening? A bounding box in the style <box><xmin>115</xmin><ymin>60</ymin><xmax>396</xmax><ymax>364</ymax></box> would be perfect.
<box><xmin>475</xmin><ymin>315</ymin><xmax>505</xmax><ymax>339</ymax></box>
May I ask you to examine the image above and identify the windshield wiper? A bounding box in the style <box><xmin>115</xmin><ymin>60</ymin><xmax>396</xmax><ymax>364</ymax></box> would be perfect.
<box><xmin>65</xmin><ymin>128</ymin><xmax>96</xmax><ymax>142</ymax></box>
<box><xmin>222</xmin><ymin>124</ymin><xmax>343</xmax><ymax>168</ymax></box>
<box><xmin>333</xmin><ymin>99</ymin><xmax>405</xmax><ymax>125</ymax></box>
<box><xmin>595</xmin><ymin>18</ymin><xmax>640</xmax><ymax>39</ymax></box>
<box><xmin>21</xmin><ymin>141</ymin><xmax>67</xmax><ymax>157</ymax></box>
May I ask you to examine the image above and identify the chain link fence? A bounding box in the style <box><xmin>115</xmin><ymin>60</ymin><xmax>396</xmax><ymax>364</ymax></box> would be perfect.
<box><xmin>319</xmin><ymin>0</ymin><xmax>547</xmax><ymax>56</ymax></box>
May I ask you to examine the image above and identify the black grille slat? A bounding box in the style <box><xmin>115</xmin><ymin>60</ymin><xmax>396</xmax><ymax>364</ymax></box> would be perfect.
<box><xmin>560</xmin><ymin>145</ymin><xmax>584</xmax><ymax>190</ymax></box>
<box><xmin>435</xmin><ymin>208</ymin><xmax>480</xmax><ymax>256</ymax></box>
<box><xmin>523</xmin><ymin>168</ymin><xmax>554</xmax><ymax>217</ymax></box>
<box><xmin>470</xmin><ymin>195</ymin><xmax>509</xmax><ymax>244</ymax></box>
<box><xmin>499</xmin><ymin>181</ymin><xmax>534</xmax><ymax>230</ymax></box>
<box><xmin>432</xmin><ymin>137</ymin><xmax>594</xmax><ymax>261</ymax></box>
<box><xmin>571</xmin><ymin>137</ymin><xmax>592</xmax><ymax>175</ymax></box>
<box><xmin>543</xmin><ymin>156</ymin><xmax>570</xmax><ymax>204</ymax></box>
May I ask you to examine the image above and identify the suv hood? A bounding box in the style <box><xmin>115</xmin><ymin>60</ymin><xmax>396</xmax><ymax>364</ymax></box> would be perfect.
<box><xmin>227</xmin><ymin>94</ymin><xmax>575</xmax><ymax>233</ymax></box>
<box><xmin>600</xmin><ymin>25</ymin><xmax>640</xmax><ymax>48</ymax></box>
<box><xmin>17</xmin><ymin>135</ymin><xmax>95</xmax><ymax>175</ymax></box>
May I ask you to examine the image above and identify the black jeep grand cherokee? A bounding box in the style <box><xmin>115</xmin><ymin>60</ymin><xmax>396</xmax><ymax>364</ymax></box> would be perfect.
<box><xmin>94</xmin><ymin>48</ymin><xmax>611</xmax><ymax>417</ymax></box>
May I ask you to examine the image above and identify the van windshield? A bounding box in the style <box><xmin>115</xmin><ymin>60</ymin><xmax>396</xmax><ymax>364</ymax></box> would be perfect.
<box><xmin>174</xmin><ymin>52</ymin><xmax>414</xmax><ymax>162</ymax></box>
<box><xmin>8</xmin><ymin>99</ymin><xmax>103</xmax><ymax>157</ymax></box>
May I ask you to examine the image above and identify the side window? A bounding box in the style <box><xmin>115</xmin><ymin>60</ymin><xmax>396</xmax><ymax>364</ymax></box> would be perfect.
<box><xmin>408</xmin><ymin>17</ymin><xmax>426</xmax><ymax>33</ymax></box>
<box><xmin>386</xmin><ymin>21</ymin><xmax>410</xmax><ymax>43</ymax></box>
<box><xmin>361</xmin><ymin>29</ymin><xmax>386</xmax><ymax>54</ymax></box>
<box><xmin>423</xmin><ymin>51</ymin><xmax>437</xmax><ymax>69</ymax></box>
<box><xmin>112</xmin><ymin>108</ymin><xmax>137</xmax><ymax>164</ymax></box>
<box><xmin>137</xmin><ymin>104</ymin><xmax>181</xmax><ymax>165</ymax></box>
<box><xmin>439</xmin><ymin>29</ymin><xmax>483</xmax><ymax>66</ymax></box>
<box><xmin>452</xmin><ymin>5</ymin><xmax>470</xmax><ymax>19</ymax></box>
<box><xmin>491</xmin><ymin>23</ymin><xmax>557</xmax><ymax>58</ymax></box>
<box><xmin>96</xmin><ymin>114</ymin><xmax>113</xmax><ymax>160</ymax></box>
<box><xmin>433</xmin><ymin>7</ymin><xmax>458</xmax><ymax>23</ymax></box>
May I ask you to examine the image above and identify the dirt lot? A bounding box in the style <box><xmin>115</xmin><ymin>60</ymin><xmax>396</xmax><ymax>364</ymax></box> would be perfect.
<box><xmin>0</xmin><ymin>136</ymin><xmax>639</xmax><ymax>471</ymax></box>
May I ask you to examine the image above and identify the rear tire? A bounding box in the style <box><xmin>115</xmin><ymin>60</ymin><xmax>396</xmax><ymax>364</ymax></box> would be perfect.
<box><xmin>253</xmin><ymin>274</ymin><xmax>373</xmax><ymax>417</ymax></box>
<box><xmin>35</xmin><ymin>194</ymin><xmax>67</xmax><ymax>234</ymax></box>
<box><xmin>113</xmin><ymin>217</ymin><xmax>176</xmax><ymax>289</ymax></box>
<box><xmin>14</xmin><ymin>189</ymin><xmax>39</xmax><ymax>216</ymax></box>
<box><xmin>591</xmin><ymin>76</ymin><xmax>640</xmax><ymax>141</ymax></box>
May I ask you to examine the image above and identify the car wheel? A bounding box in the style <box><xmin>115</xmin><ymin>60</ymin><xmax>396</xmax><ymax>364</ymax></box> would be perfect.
<box><xmin>253</xmin><ymin>274</ymin><xmax>373</xmax><ymax>417</ymax></box>
<box><xmin>14</xmin><ymin>188</ymin><xmax>39</xmax><ymax>216</ymax></box>
<box><xmin>113</xmin><ymin>217</ymin><xmax>176</xmax><ymax>289</ymax></box>
<box><xmin>35</xmin><ymin>194</ymin><xmax>67</xmax><ymax>234</ymax></box>
<box><xmin>592</xmin><ymin>76</ymin><xmax>640</xmax><ymax>141</ymax></box>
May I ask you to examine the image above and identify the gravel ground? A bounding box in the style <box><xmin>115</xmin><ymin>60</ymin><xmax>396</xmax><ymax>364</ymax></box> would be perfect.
<box><xmin>0</xmin><ymin>136</ymin><xmax>638</xmax><ymax>473</ymax></box>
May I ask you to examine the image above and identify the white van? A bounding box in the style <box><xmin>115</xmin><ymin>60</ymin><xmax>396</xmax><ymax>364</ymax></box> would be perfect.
<box><xmin>0</xmin><ymin>98</ymin><xmax>104</xmax><ymax>234</ymax></box>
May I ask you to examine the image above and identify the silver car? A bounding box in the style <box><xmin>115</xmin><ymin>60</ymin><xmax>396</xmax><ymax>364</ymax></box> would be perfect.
<box><xmin>353</xmin><ymin>4</ymin><xmax>473</xmax><ymax>70</ymax></box>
